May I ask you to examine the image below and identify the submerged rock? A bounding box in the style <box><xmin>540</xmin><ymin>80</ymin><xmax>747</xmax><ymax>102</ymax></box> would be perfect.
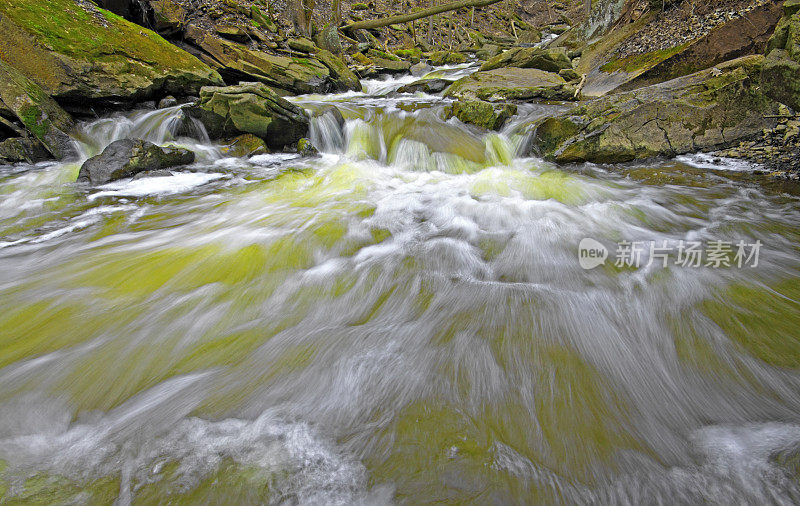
<box><xmin>446</xmin><ymin>100</ymin><xmax>517</xmax><ymax>130</ymax></box>
<box><xmin>188</xmin><ymin>83</ymin><xmax>309</xmax><ymax>150</ymax></box>
<box><xmin>77</xmin><ymin>139</ymin><xmax>195</xmax><ymax>185</ymax></box>
<box><xmin>0</xmin><ymin>60</ymin><xmax>76</xmax><ymax>160</ymax></box>
<box><xmin>444</xmin><ymin>68</ymin><xmax>572</xmax><ymax>102</ymax></box>
<box><xmin>0</xmin><ymin>0</ymin><xmax>223</xmax><ymax>108</ymax></box>
<box><xmin>531</xmin><ymin>56</ymin><xmax>780</xmax><ymax>163</ymax></box>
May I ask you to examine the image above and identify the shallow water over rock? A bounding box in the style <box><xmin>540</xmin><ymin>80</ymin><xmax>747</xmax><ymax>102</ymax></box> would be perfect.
<box><xmin>1</xmin><ymin>66</ymin><xmax>800</xmax><ymax>505</ymax></box>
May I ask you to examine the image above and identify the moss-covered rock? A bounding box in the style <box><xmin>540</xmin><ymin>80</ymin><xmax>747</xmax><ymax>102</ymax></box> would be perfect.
<box><xmin>77</xmin><ymin>139</ymin><xmax>195</xmax><ymax>185</ymax></box>
<box><xmin>220</xmin><ymin>134</ymin><xmax>269</xmax><ymax>158</ymax></box>
<box><xmin>288</xmin><ymin>37</ymin><xmax>318</xmax><ymax>54</ymax></box>
<box><xmin>480</xmin><ymin>47</ymin><xmax>573</xmax><ymax>73</ymax></box>
<box><xmin>397</xmin><ymin>79</ymin><xmax>454</xmax><ymax>94</ymax></box>
<box><xmin>316</xmin><ymin>50</ymin><xmax>362</xmax><ymax>92</ymax></box>
<box><xmin>0</xmin><ymin>0</ymin><xmax>222</xmax><ymax>107</ymax></box>
<box><xmin>188</xmin><ymin>83</ymin><xmax>309</xmax><ymax>150</ymax></box>
<box><xmin>0</xmin><ymin>136</ymin><xmax>51</xmax><ymax>164</ymax></box>
<box><xmin>444</xmin><ymin>68</ymin><xmax>572</xmax><ymax>102</ymax></box>
<box><xmin>428</xmin><ymin>51</ymin><xmax>468</xmax><ymax>66</ymax></box>
<box><xmin>761</xmin><ymin>49</ymin><xmax>800</xmax><ymax>111</ymax></box>
<box><xmin>185</xmin><ymin>26</ymin><xmax>336</xmax><ymax>95</ymax></box>
<box><xmin>446</xmin><ymin>100</ymin><xmax>517</xmax><ymax>130</ymax></box>
<box><xmin>530</xmin><ymin>56</ymin><xmax>780</xmax><ymax>163</ymax></box>
<box><xmin>0</xmin><ymin>60</ymin><xmax>76</xmax><ymax>159</ymax></box>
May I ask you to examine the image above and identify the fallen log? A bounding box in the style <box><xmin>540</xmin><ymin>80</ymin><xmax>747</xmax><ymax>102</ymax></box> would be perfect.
<box><xmin>341</xmin><ymin>0</ymin><xmax>503</xmax><ymax>32</ymax></box>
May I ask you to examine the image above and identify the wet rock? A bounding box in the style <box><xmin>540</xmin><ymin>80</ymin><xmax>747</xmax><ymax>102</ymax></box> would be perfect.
<box><xmin>220</xmin><ymin>134</ymin><xmax>269</xmax><ymax>158</ymax></box>
<box><xmin>0</xmin><ymin>0</ymin><xmax>222</xmax><ymax>107</ymax></box>
<box><xmin>372</xmin><ymin>58</ymin><xmax>412</xmax><ymax>74</ymax></box>
<box><xmin>480</xmin><ymin>47</ymin><xmax>573</xmax><ymax>73</ymax></box>
<box><xmin>0</xmin><ymin>60</ymin><xmax>76</xmax><ymax>160</ymax></box>
<box><xmin>297</xmin><ymin>138</ymin><xmax>318</xmax><ymax>157</ymax></box>
<box><xmin>313</xmin><ymin>105</ymin><xmax>346</xmax><ymax>128</ymax></box>
<box><xmin>444</xmin><ymin>68</ymin><xmax>572</xmax><ymax>102</ymax></box>
<box><xmin>158</xmin><ymin>96</ymin><xmax>178</xmax><ymax>109</ymax></box>
<box><xmin>0</xmin><ymin>137</ymin><xmax>51</xmax><ymax>164</ymax></box>
<box><xmin>428</xmin><ymin>51</ymin><xmax>467</xmax><ymax>66</ymax></box>
<box><xmin>410</xmin><ymin>62</ymin><xmax>433</xmax><ymax>77</ymax></box>
<box><xmin>77</xmin><ymin>139</ymin><xmax>195</xmax><ymax>185</ymax></box>
<box><xmin>397</xmin><ymin>79</ymin><xmax>453</xmax><ymax>94</ymax></box>
<box><xmin>316</xmin><ymin>50</ymin><xmax>362</xmax><ymax>92</ymax></box>
<box><xmin>188</xmin><ymin>83</ymin><xmax>309</xmax><ymax>150</ymax></box>
<box><xmin>531</xmin><ymin>56</ymin><xmax>780</xmax><ymax>163</ymax></box>
<box><xmin>446</xmin><ymin>100</ymin><xmax>517</xmax><ymax>130</ymax></box>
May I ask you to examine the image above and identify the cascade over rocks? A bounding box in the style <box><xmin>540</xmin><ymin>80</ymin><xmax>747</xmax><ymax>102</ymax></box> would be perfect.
<box><xmin>187</xmin><ymin>83</ymin><xmax>309</xmax><ymax>150</ymax></box>
<box><xmin>77</xmin><ymin>139</ymin><xmax>195</xmax><ymax>185</ymax></box>
<box><xmin>531</xmin><ymin>56</ymin><xmax>780</xmax><ymax>163</ymax></box>
<box><xmin>0</xmin><ymin>0</ymin><xmax>223</xmax><ymax>109</ymax></box>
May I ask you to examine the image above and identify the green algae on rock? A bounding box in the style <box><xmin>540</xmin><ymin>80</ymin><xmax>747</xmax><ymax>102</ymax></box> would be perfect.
<box><xmin>445</xmin><ymin>100</ymin><xmax>517</xmax><ymax>131</ymax></box>
<box><xmin>188</xmin><ymin>83</ymin><xmax>310</xmax><ymax>150</ymax></box>
<box><xmin>0</xmin><ymin>60</ymin><xmax>76</xmax><ymax>160</ymax></box>
<box><xmin>0</xmin><ymin>0</ymin><xmax>223</xmax><ymax>107</ymax></box>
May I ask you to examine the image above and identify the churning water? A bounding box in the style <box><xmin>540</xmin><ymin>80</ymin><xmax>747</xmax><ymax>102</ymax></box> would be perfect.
<box><xmin>1</xmin><ymin>64</ymin><xmax>800</xmax><ymax>505</ymax></box>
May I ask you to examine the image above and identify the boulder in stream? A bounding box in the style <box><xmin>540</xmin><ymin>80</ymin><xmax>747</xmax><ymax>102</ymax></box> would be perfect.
<box><xmin>188</xmin><ymin>83</ymin><xmax>310</xmax><ymax>150</ymax></box>
<box><xmin>444</xmin><ymin>68</ymin><xmax>573</xmax><ymax>102</ymax></box>
<box><xmin>77</xmin><ymin>139</ymin><xmax>195</xmax><ymax>185</ymax></box>
<box><xmin>445</xmin><ymin>100</ymin><xmax>517</xmax><ymax>131</ymax></box>
<box><xmin>480</xmin><ymin>47</ymin><xmax>573</xmax><ymax>74</ymax></box>
<box><xmin>397</xmin><ymin>79</ymin><xmax>453</xmax><ymax>94</ymax></box>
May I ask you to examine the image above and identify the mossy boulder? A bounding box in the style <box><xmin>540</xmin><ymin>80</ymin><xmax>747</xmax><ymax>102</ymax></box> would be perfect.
<box><xmin>77</xmin><ymin>139</ymin><xmax>195</xmax><ymax>185</ymax></box>
<box><xmin>0</xmin><ymin>136</ymin><xmax>51</xmax><ymax>164</ymax></box>
<box><xmin>480</xmin><ymin>47</ymin><xmax>573</xmax><ymax>73</ymax></box>
<box><xmin>428</xmin><ymin>51</ymin><xmax>468</xmax><ymax>66</ymax></box>
<box><xmin>185</xmin><ymin>27</ymin><xmax>337</xmax><ymax>95</ymax></box>
<box><xmin>445</xmin><ymin>100</ymin><xmax>517</xmax><ymax>130</ymax></box>
<box><xmin>0</xmin><ymin>0</ymin><xmax>223</xmax><ymax>108</ymax></box>
<box><xmin>288</xmin><ymin>38</ymin><xmax>318</xmax><ymax>54</ymax></box>
<box><xmin>444</xmin><ymin>68</ymin><xmax>572</xmax><ymax>102</ymax></box>
<box><xmin>188</xmin><ymin>83</ymin><xmax>309</xmax><ymax>150</ymax></box>
<box><xmin>220</xmin><ymin>134</ymin><xmax>269</xmax><ymax>158</ymax></box>
<box><xmin>397</xmin><ymin>79</ymin><xmax>454</xmax><ymax>94</ymax></box>
<box><xmin>372</xmin><ymin>58</ymin><xmax>412</xmax><ymax>74</ymax></box>
<box><xmin>761</xmin><ymin>3</ymin><xmax>800</xmax><ymax>110</ymax></box>
<box><xmin>530</xmin><ymin>56</ymin><xmax>780</xmax><ymax>163</ymax></box>
<box><xmin>0</xmin><ymin>60</ymin><xmax>76</xmax><ymax>160</ymax></box>
<box><xmin>316</xmin><ymin>50</ymin><xmax>362</xmax><ymax>92</ymax></box>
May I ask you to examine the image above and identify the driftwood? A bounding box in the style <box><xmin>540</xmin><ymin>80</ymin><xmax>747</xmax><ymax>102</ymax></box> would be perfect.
<box><xmin>341</xmin><ymin>0</ymin><xmax>502</xmax><ymax>32</ymax></box>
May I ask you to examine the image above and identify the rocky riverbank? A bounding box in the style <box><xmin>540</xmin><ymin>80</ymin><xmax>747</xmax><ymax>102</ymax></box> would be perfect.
<box><xmin>0</xmin><ymin>0</ymin><xmax>798</xmax><ymax>181</ymax></box>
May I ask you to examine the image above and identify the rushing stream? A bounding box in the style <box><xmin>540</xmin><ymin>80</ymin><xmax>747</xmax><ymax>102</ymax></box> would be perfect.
<box><xmin>1</xmin><ymin>64</ymin><xmax>800</xmax><ymax>505</ymax></box>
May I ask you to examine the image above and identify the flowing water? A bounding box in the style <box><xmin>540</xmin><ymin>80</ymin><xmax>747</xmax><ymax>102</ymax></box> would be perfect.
<box><xmin>1</xmin><ymin>64</ymin><xmax>800</xmax><ymax>505</ymax></box>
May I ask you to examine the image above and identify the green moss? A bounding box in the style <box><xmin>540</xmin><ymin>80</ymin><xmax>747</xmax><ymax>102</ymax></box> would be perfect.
<box><xmin>600</xmin><ymin>44</ymin><xmax>688</xmax><ymax>74</ymax></box>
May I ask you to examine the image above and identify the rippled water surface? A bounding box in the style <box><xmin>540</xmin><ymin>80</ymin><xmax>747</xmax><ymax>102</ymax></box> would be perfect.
<box><xmin>2</xmin><ymin>64</ymin><xmax>800</xmax><ymax>505</ymax></box>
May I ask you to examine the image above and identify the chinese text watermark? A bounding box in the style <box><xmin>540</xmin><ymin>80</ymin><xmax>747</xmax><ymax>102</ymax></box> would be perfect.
<box><xmin>579</xmin><ymin>239</ymin><xmax>761</xmax><ymax>270</ymax></box>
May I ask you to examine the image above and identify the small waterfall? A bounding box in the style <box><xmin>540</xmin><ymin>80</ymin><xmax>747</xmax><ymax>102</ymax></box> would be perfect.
<box><xmin>309</xmin><ymin>109</ymin><xmax>346</xmax><ymax>154</ymax></box>
<box><xmin>74</xmin><ymin>106</ymin><xmax>214</xmax><ymax>161</ymax></box>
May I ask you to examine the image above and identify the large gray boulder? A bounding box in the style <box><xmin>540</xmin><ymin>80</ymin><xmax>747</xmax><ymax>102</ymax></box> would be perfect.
<box><xmin>530</xmin><ymin>56</ymin><xmax>780</xmax><ymax>163</ymax></box>
<box><xmin>77</xmin><ymin>139</ymin><xmax>195</xmax><ymax>185</ymax></box>
<box><xmin>188</xmin><ymin>83</ymin><xmax>310</xmax><ymax>150</ymax></box>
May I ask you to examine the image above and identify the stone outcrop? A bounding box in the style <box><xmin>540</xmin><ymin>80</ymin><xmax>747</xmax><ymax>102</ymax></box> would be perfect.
<box><xmin>187</xmin><ymin>83</ymin><xmax>309</xmax><ymax>150</ymax></box>
<box><xmin>761</xmin><ymin>1</ymin><xmax>800</xmax><ymax>111</ymax></box>
<box><xmin>0</xmin><ymin>60</ymin><xmax>76</xmax><ymax>160</ymax></box>
<box><xmin>531</xmin><ymin>56</ymin><xmax>780</xmax><ymax>163</ymax></box>
<box><xmin>444</xmin><ymin>68</ymin><xmax>573</xmax><ymax>102</ymax></box>
<box><xmin>77</xmin><ymin>139</ymin><xmax>195</xmax><ymax>185</ymax></box>
<box><xmin>0</xmin><ymin>0</ymin><xmax>223</xmax><ymax>109</ymax></box>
